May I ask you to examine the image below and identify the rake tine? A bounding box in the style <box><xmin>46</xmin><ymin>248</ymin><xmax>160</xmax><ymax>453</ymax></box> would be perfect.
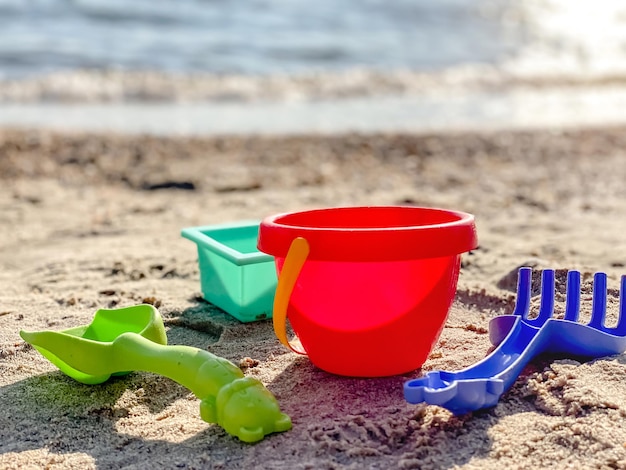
<box><xmin>564</xmin><ymin>270</ymin><xmax>581</xmax><ymax>322</ymax></box>
<box><xmin>588</xmin><ymin>272</ymin><xmax>607</xmax><ymax>330</ymax></box>
<box><xmin>512</xmin><ymin>267</ymin><xmax>532</xmax><ymax>317</ymax></box>
<box><xmin>615</xmin><ymin>275</ymin><xmax>626</xmax><ymax>335</ymax></box>
<box><xmin>531</xmin><ymin>269</ymin><xmax>555</xmax><ymax>326</ymax></box>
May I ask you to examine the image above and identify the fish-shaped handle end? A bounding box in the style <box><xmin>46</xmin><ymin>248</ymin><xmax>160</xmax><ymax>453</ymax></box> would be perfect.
<box><xmin>404</xmin><ymin>371</ymin><xmax>505</xmax><ymax>415</ymax></box>
<box><xmin>201</xmin><ymin>376</ymin><xmax>292</xmax><ymax>443</ymax></box>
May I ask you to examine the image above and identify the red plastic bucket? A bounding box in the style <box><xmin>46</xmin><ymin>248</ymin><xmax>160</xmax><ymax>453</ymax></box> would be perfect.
<box><xmin>258</xmin><ymin>206</ymin><xmax>478</xmax><ymax>377</ymax></box>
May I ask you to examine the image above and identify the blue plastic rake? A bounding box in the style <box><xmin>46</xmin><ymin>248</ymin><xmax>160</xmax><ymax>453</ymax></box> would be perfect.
<box><xmin>404</xmin><ymin>267</ymin><xmax>626</xmax><ymax>415</ymax></box>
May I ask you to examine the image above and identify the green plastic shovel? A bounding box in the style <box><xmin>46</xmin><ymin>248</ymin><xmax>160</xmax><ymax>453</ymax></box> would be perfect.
<box><xmin>20</xmin><ymin>304</ymin><xmax>291</xmax><ymax>443</ymax></box>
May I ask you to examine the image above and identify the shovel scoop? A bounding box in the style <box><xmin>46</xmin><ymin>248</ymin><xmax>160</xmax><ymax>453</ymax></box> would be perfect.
<box><xmin>20</xmin><ymin>304</ymin><xmax>291</xmax><ymax>443</ymax></box>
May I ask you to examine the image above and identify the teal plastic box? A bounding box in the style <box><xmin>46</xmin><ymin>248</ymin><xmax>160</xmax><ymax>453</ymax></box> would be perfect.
<box><xmin>181</xmin><ymin>221</ymin><xmax>277</xmax><ymax>322</ymax></box>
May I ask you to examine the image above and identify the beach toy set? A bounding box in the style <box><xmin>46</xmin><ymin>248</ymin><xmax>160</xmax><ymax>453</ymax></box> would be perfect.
<box><xmin>20</xmin><ymin>204</ymin><xmax>626</xmax><ymax>444</ymax></box>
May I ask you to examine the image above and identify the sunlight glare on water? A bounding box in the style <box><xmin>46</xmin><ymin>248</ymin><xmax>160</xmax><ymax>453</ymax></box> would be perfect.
<box><xmin>506</xmin><ymin>0</ymin><xmax>626</xmax><ymax>76</ymax></box>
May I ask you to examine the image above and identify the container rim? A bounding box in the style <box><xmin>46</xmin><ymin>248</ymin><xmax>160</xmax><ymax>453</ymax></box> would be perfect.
<box><xmin>258</xmin><ymin>206</ymin><xmax>478</xmax><ymax>261</ymax></box>
<box><xmin>181</xmin><ymin>221</ymin><xmax>273</xmax><ymax>266</ymax></box>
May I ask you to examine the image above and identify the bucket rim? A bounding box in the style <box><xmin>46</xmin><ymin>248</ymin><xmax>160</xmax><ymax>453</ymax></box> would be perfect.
<box><xmin>258</xmin><ymin>205</ymin><xmax>478</xmax><ymax>261</ymax></box>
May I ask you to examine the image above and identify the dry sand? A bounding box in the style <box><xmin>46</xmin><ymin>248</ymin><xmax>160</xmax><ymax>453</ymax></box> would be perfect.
<box><xmin>1</xmin><ymin>127</ymin><xmax>626</xmax><ymax>469</ymax></box>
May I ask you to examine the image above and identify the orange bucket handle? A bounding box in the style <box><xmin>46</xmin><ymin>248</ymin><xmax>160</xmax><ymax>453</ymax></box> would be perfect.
<box><xmin>273</xmin><ymin>237</ymin><xmax>310</xmax><ymax>355</ymax></box>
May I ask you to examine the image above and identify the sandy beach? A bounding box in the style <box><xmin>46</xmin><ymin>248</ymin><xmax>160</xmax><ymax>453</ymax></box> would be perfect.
<box><xmin>2</xmin><ymin>126</ymin><xmax>626</xmax><ymax>469</ymax></box>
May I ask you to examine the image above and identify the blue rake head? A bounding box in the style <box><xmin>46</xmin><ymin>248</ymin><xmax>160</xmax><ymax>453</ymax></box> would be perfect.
<box><xmin>490</xmin><ymin>267</ymin><xmax>626</xmax><ymax>350</ymax></box>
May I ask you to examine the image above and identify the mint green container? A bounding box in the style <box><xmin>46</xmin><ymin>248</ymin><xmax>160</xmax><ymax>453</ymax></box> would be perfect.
<box><xmin>181</xmin><ymin>221</ymin><xmax>277</xmax><ymax>322</ymax></box>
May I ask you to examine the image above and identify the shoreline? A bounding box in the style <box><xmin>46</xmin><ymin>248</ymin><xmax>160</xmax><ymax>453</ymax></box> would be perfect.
<box><xmin>2</xmin><ymin>84</ymin><xmax>626</xmax><ymax>137</ymax></box>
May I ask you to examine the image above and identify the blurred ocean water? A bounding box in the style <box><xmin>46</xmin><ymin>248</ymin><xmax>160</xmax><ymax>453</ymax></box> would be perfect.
<box><xmin>1</xmin><ymin>0</ymin><xmax>626</xmax><ymax>103</ymax></box>
<box><xmin>2</xmin><ymin>0</ymin><xmax>626</xmax><ymax>135</ymax></box>
<box><xmin>0</xmin><ymin>0</ymin><xmax>528</xmax><ymax>79</ymax></box>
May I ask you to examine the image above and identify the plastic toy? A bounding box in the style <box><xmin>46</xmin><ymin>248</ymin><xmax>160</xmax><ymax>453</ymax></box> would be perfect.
<box><xmin>404</xmin><ymin>267</ymin><xmax>626</xmax><ymax>414</ymax></box>
<box><xmin>20</xmin><ymin>304</ymin><xmax>291</xmax><ymax>443</ymax></box>
<box><xmin>257</xmin><ymin>206</ymin><xmax>478</xmax><ymax>377</ymax></box>
<box><xmin>181</xmin><ymin>221</ymin><xmax>277</xmax><ymax>323</ymax></box>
